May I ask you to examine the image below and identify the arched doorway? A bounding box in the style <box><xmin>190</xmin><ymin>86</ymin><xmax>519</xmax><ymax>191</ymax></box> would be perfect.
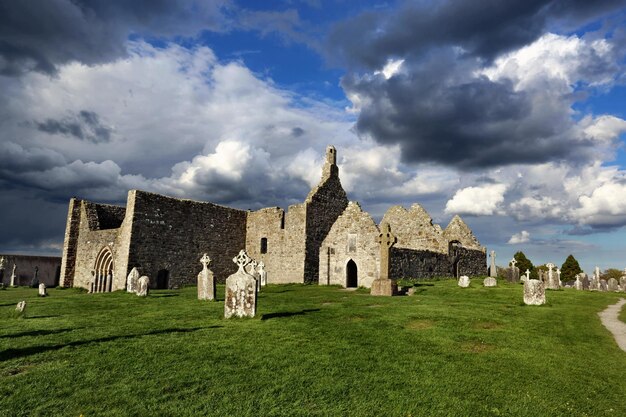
<box><xmin>156</xmin><ymin>269</ymin><xmax>169</xmax><ymax>289</ymax></box>
<box><xmin>93</xmin><ymin>247</ymin><xmax>113</xmax><ymax>293</ymax></box>
<box><xmin>346</xmin><ymin>260</ymin><xmax>358</xmax><ymax>288</ymax></box>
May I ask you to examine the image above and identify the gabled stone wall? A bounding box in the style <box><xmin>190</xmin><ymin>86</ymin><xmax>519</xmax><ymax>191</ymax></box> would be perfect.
<box><xmin>382</xmin><ymin>204</ymin><xmax>448</xmax><ymax>253</ymax></box>
<box><xmin>319</xmin><ymin>202</ymin><xmax>379</xmax><ymax>288</ymax></box>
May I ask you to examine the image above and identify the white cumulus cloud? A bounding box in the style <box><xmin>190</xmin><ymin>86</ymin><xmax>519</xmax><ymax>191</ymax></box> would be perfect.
<box><xmin>445</xmin><ymin>183</ymin><xmax>507</xmax><ymax>216</ymax></box>
<box><xmin>508</xmin><ymin>230</ymin><xmax>530</xmax><ymax>244</ymax></box>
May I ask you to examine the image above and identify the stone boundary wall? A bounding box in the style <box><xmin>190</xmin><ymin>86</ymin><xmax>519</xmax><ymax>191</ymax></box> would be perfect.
<box><xmin>0</xmin><ymin>254</ymin><xmax>61</xmax><ymax>287</ymax></box>
<box><xmin>125</xmin><ymin>190</ymin><xmax>247</xmax><ymax>287</ymax></box>
<box><xmin>245</xmin><ymin>207</ymin><xmax>291</xmax><ymax>284</ymax></box>
<box><xmin>390</xmin><ymin>246</ymin><xmax>486</xmax><ymax>279</ymax></box>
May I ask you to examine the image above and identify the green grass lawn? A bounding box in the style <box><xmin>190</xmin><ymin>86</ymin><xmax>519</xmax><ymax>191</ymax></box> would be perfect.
<box><xmin>1</xmin><ymin>280</ymin><xmax>625</xmax><ymax>417</ymax></box>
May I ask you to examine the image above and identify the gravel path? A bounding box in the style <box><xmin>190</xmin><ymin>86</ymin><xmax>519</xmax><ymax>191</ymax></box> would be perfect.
<box><xmin>598</xmin><ymin>298</ymin><xmax>626</xmax><ymax>352</ymax></box>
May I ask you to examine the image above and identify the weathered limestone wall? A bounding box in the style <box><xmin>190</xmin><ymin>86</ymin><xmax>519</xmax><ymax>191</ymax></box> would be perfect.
<box><xmin>455</xmin><ymin>247</ymin><xmax>487</xmax><ymax>277</ymax></box>
<box><xmin>245</xmin><ymin>207</ymin><xmax>288</xmax><ymax>284</ymax></box>
<box><xmin>443</xmin><ymin>215</ymin><xmax>484</xmax><ymax>251</ymax></box>
<box><xmin>303</xmin><ymin>147</ymin><xmax>349</xmax><ymax>284</ymax></box>
<box><xmin>382</xmin><ymin>204</ymin><xmax>448</xmax><ymax>253</ymax></box>
<box><xmin>389</xmin><ymin>247</ymin><xmax>486</xmax><ymax>279</ymax></box>
<box><xmin>0</xmin><ymin>254</ymin><xmax>61</xmax><ymax>287</ymax></box>
<box><xmin>125</xmin><ymin>190</ymin><xmax>247</xmax><ymax>288</ymax></box>
<box><xmin>319</xmin><ymin>202</ymin><xmax>379</xmax><ymax>288</ymax></box>
<box><xmin>277</xmin><ymin>203</ymin><xmax>307</xmax><ymax>283</ymax></box>
<box><xmin>59</xmin><ymin>198</ymin><xmax>82</xmax><ymax>287</ymax></box>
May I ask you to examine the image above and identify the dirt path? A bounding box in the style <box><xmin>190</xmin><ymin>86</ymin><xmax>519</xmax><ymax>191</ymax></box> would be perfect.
<box><xmin>598</xmin><ymin>298</ymin><xmax>626</xmax><ymax>352</ymax></box>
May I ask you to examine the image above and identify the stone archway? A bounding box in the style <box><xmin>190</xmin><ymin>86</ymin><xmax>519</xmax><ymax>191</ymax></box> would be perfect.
<box><xmin>93</xmin><ymin>247</ymin><xmax>113</xmax><ymax>293</ymax></box>
<box><xmin>346</xmin><ymin>259</ymin><xmax>358</xmax><ymax>288</ymax></box>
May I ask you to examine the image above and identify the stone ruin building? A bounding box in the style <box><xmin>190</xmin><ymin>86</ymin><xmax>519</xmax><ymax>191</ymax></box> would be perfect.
<box><xmin>59</xmin><ymin>146</ymin><xmax>486</xmax><ymax>291</ymax></box>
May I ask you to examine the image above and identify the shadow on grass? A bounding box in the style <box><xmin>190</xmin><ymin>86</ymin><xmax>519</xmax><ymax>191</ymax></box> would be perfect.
<box><xmin>150</xmin><ymin>293</ymin><xmax>179</xmax><ymax>298</ymax></box>
<box><xmin>0</xmin><ymin>326</ymin><xmax>222</xmax><ymax>361</ymax></box>
<box><xmin>261</xmin><ymin>309</ymin><xmax>320</xmax><ymax>321</ymax></box>
<box><xmin>26</xmin><ymin>315</ymin><xmax>61</xmax><ymax>319</ymax></box>
<box><xmin>0</xmin><ymin>328</ymin><xmax>76</xmax><ymax>339</ymax></box>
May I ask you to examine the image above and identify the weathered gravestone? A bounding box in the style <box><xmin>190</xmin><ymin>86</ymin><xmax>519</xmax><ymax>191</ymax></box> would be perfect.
<box><xmin>483</xmin><ymin>276</ymin><xmax>497</xmax><ymax>287</ymax></box>
<box><xmin>38</xmin><ymin>283</ymin><xmax>47</xmax><ymax>297</ymax></box>
<box><xmin>371</xmin><ymin>222</ymin><xmax>398</xmax><ymax>296</ymax></box>
<box><xmin>224</xmin><ymin>250</ymin><xmax>257</xmax><ymax>318</ymax></box>
<box><xmin>607</xmin><ymin>278</ymin><xmax>619</xmax><ymax>292</ymax></box>
<box><xmin>407</xmin><ymin>287</ymin><xmax>416</xmax><ymax>296</ymax></box>
<box><xmin>10</xmin><ymin>263</ymin><xmax>17</xmax><ymax>287</ymax></box>
<box><xmin>507</xmin><ymin>259</ymin><xmax>520</xmax><ymax>283</ymax></box>
<box><xmin>31</xmin><ymin>266</ymin><xmax>39</xmax><ymax>288</ymax></box>
<box><xmin>581</xmin><ymin>274</ymin><xmax>590</xmax><ymax>290</ymax></box>
<box><xmin>488</xmin><ymin>250</ymin><xmax>497</xmax><ymax>277</ymax></box>
<box><xmin>197</xmin><ymin>253</ymin><xmax>216</xmax><ymax>301</ymax></box>
<box><xmin>599</xmin><ymin>279</ymin><xmax>608</xmax><ymax>292</ymax></box>
<box><xmin>16</xmin><ymin>300</ymin><xmax>26</xmax><ymax>313</ymax></box>
<box><xmin>136</xmin><ymin>276</ymin><xmax>150</xmax><ymax>297</ymax></box>
<box><xmin>126</xmin><ymin>267</ymin><xmax>140</xmax><ymax>293</ymax></box>
<box><xmin>521</xmin><ymin>269</ymin><xmax>530</xmax><ymax>283</ymax></box>
<box><xmin>458</xmin><ymin>275</ymin><xmax>471</xmax><ymax>288</ymax></box>
<box><xmin>258</xmin><ymin>261</ymin><xmax>267</xmax><ymax>287</ymax></box>
<box><xmin>249</xmin><ymin>259</ymin><xmax>261</xmax><ymax>292</ymax></box>
<box><xmin>574</xmin><ymin>274</ymin><xmax>584</xmax><ymax>291</ymax></box>
<box><xmin>620</xmin><ymin>274</ymin><xmax>626</xmax><ymax>290</ymax></box>
<box><xmin>545</xmin><ymin>263</ymin><xmax>560</xmax><ymax>290</ymax></box>
<box><xmin>524</xmin><ymin>279</ymin><xmax>546</xmax><ymax>305</ymax></box>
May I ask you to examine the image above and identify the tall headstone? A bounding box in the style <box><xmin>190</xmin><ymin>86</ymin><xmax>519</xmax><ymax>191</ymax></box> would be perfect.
<box><xmin>458</xmin><ymin>275</ymin><xmax>471</xmax><ymax>288</ymax></box>
<box><xmin>620</xmin><ymin>274</ymin><xmax>626</xmax><ymax>290</ymax></box>
<box><xmin>31</xmin><ymin>266</ymin><xmax>39</xmax><ymax>288</ymax></box>
<box><xmin>522</xmin><ymin>269</ymin><xmax>530</xmax><ymax>283</ymax></box>
<box><xmin>574</xmin><ymin>274</ymin><xmax>584</xmax><ymax>290</ymax></box>
<box><xmin>556</xmin><ymin>268</ymin><xmax>562</xmax><ymax>287</ymax></box>
<box><xmin>524</xmin><ymin>279</ymin><xmax>546</xmax><ymax>305</ymax></box>
<box><xmin>126</xmin><ymin>267</ymin><xmax>140</xmax><ymax>293</ymax></box>
<box><xmin>258</xmin><ymin>261</ymin><xmax>267</xmax><ymax>287</ymax></box>
<box><xmin>581</xmin><ymin>274</ymin><xmax>590</xmax><ymax>290</ymax></box>
<box><xmin>38</xmin><ymin>282</ymin><xmax>47</xmax><ymax>297</ymax></box>
<box><xmin>507</xmin><ymin>258</ymin><xmax>520</xmax><ymax>283</ymax></box>
<box><xmin>197</xmin><ymin>253</ymin><xmax>216</xmax><ymax>301</ymax></box>
<box><xmin>10</xmin><ymin>263</ymin><xmax>17</xmax><ymax>287</ymax></box>
<box><xmin>545</xmin><ymin>263</ymin><xmax>560</xmax><ymax>290</ymax></box>
<box><xmin>249</xmin><ymin>260</ymin><xmax>261</xmax><ymax>292</ymax></box>
<box><xmin>371</xmin><ymin>222</ymin><xmax>398</xmax><ymax>296</ymax></box>
<box><xmin>224</xmin><ymin>250</ymin><xmax>257</xmax><ymax>318</ymax></box>
<box><xmin>598</xmin><ymin>279</ymin><xmax>608</xmax><ymax>292</ymax></box>
<box><xmin>488</xmin><ymin>250</ymin><xmax>497</xmax><ymax>277</ymax></box>
<box><xmin>607</xmin><ymin>278</ymin><xmax>619</xmax><ymax>292</ymax></box>
<box><xmin>136</xmin><ymin>276</ymin><xmax>150</xmax><ymax>297</ymax></box>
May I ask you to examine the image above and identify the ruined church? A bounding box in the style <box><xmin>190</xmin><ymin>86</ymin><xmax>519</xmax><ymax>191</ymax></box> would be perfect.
<box><xmin>59</xmin><ymin>146</ymin><xmax>486</xmax><ymax>291</ymax></box>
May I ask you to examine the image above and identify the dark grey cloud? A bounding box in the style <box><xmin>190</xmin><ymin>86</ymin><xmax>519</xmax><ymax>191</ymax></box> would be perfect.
<box><xmin>331</xmin><ymin>0</ymin><xmax>626</xmax><ymax>169</ymax></box>
<box><xmin>36</xmin><ymin>110</ymin><xmax>112</xmax><ymax>143</ymax></box>
<box><xmin>0</xmin><ymin>0</ymin><xmax>230</xmax><ymax>76</ymax></box>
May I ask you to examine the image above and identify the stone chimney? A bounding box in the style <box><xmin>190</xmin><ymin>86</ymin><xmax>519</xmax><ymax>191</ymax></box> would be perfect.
<box><xmin>321</xmin><ymin>145</ymin><xmax>338</xmax><ymax>181</ymax></box>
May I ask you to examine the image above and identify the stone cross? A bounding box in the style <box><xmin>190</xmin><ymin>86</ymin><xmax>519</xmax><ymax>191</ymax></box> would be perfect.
<box><xmin>258</xmin><ymin>261</ymin><xmax>267</xmax><ymax>286</ymax></box>
<box><xmin>510</xmin><ymin>258</ymin><xmax>517</xmax><ymax>268</ymax></box>
<box><xmin>489</xmin><ymin>250</ymin><xmax>496</xmax><ymax>277</ymax></box>
<box><xmin>377</xmin><ymin>222</ymin><xmax>396</xmax><ymax>280</ymax></box>
<box><xmin>200</xmin><ymin>253</ymin><xmax>212</xmax><ymax>270</ymax></box>
<box><xmin>233</xmin><ymin>250</ymin><xmax>252</xmax><ymax>272</ymax></box>
<box><xmin>556</xmin><ymin>268</ymin><xmax>561</xmax><ymax>280</ymax></box>
<box><xmin>10</xmin><ymin>263</ymin><xmax>17</xmax><ymax>287</ymax></box>
<box><xmin>594</xmin><ymin>266</ymin><xmax>600</xmax><ymax>279</ymax></box>
<box><xmin>525</xmin><ymin>269</ymin><xmax>530</xmax><ymax>280</ymax></box>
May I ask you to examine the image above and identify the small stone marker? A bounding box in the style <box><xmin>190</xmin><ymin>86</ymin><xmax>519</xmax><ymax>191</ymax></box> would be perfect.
<box><xmin>599</xmin><ymin>279</ymin><xmax>608</xmax><ymax>292</ymax></box>
<box><xmin>524</xmin><ymin>279</ymin><xmax>546</xmax><ymax>305</ymax></box>
<box><xmin>224</xmin><ymin>250</ymin><xmax>257</xmax><ymax>318</ymax></box>
<box><xmin>10</xmin><ymin>263</ymin><xmax>17</xmax><ymax>287</ymax></box>
<box><xmin>371</xmin><ymin>222</ymin><xmax>398</xmax><ymax>296</ymax></box>
<box><xmin>607</xmin><ymin>278</ymin><xmax>619</xmax><ymax>292</ymax></box>
<box><xmin>136</xmin><ymin>276</ymin><xmax>150</xmax><ymax>297</ymax></box>
<box><xmin>126</xmin><ymin>267</ymin><xmax>140</xmax><ymax>293</ymax></box>
<box><xmin>407</xmin><ymin>287</ymin><xmax>416</xmax><ymax>296</ymax></box>
<box><xmin>488</xmin><ymin>250</ymin><xmax>497</xmax><ymax>277</ymax></box>
<box><xmin>16</xmin><ymin>300</ymin><xmax>26</xmax><ymax>313</ymax></box>
<box><xmin>458</xmin><ymin>275</ymin><xmax>470</xmax><ymax>288</ymax></box>
<box><xmin>38</xmin><ymin>282</ymin><xmax>47</xmax><ymax>297</ymax></box>
<box><xmin>258</xmin><ymin>261</ymin><xmax>267</xmax><ymax>287</ymax></box>
<box><xmin>197</xmin><ymin>253</ymin><xmax>216</xmax><ymax>301</ymax></box>
<box><xmin>545</xmin><ymin>263</ymin><xmax>560</xmax><ymax>290</ymax></box>
<box><xmin>483</xmin><ymin>277</ymin><xmax>497</xmax><ymax>287</ymax></box>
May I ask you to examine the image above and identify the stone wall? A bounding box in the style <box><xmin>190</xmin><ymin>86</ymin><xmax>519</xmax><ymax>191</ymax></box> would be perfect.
<box><xmin>389</xmin><ymin>246</ymin><xmax>486</xmax><ymax>279</ymax></box>
<box><xmin>125</xmin><ymin>190</ymin><xmax>247</xmax><ymax>288</ymax></box>
<box><xmin>443</xmin><ymin>215</ymin><xmax>484</xmax><ymax>251</ymax></box>
<box><xmin>245</xmin><ymin>207</ymin><xmax>289</xmax><ymax>284</ymax></box>
<box><xmin>59</xmin><ymin>198</ymin><xmax>82</xmax><ymax>287</ymax></box>
<box><xmin>382</xmin><ymin>204</ymin><xmax>448</xmax><ymax>253</ymax></box>
<box><xmin>319</xmin><ymin>202</ymin><xmax>380</xmax><ymax>288</ymax></box>
<box><xmin>0</xmin><ymin>254</ymin><xmax>61</xmax><ymax>287</ymax></box>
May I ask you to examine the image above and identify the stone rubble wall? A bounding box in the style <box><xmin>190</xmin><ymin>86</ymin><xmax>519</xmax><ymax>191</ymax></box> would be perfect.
<box><xmin>59</xmin><ymin>198</ymin><xmax>82</xmax><ymax>287</ymax></box>
<box><xmin>389</xmin><ymin>246</ymin><xmax>486</xmax><ymax>279</ymax></box>
<box><xmin>319</xmin><ymin>202</ymin><xmax>380</xmax><ymax>288</ymax></box>
<box><xmin>0</xmin><ymin>254</ymin><xmax>61</xmax><ymax>287</ymax></box>
<box><xmin>443</xmin><ymin>215</ymin><xmax>484</xmax><ymax>252</ymax></box>
<box><xmin>382</xmin><ymin>204</ymin><xmax>449</xmax><ymax>253</ymax></box>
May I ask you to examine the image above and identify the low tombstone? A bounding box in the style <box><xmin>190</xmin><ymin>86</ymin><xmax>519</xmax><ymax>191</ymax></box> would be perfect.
<box><xmin>458</xmin><ymin>275</ymin><xmax>470</xmax><ymax>288</ymax></box>
<box><xmin>126</xmin><ymin>267</ymin><xmax>140</xmax><ymax>293</ymax></box>
<box><xmin>136</xmin><ymin>276</ymin><xmax>150</xmax><ymax>297</ymax></box>
<box><xmin>524</xmin><ymin>279</ymin><xmax>546</xmax><ymax>305</ymax></box>
<box><xmin>16</xmin><ymin>300</ymin><xmax>26</xmax><ymax>313</ymax></box>
<box><xmin>224</xmin><ymin>250</ymin><xmax>257</xmax><ymax>318</ymax></box>
<box><xmin>38</xmin><ymin>282</ymin><xmax>47</xmax><ymax>297</ymax></box>
<box><xmin>197</xmin><ymin>253</ymin><xmax>216</xmax><ymax>301</ymax></box>
<box><xmin>507</xmin><ymin>259</ymin><xmax>520</xmax><ymax>283</ymax></box>
<box><xmin>258</xmin><ymin>261</ymin><xmax>267</xmax><ymax>287</ymax></box>
<box><xmin>598</xmin><ymin>279</ymin><xmax>608</xmax><ymax>292</ymax></box>
<box><xmin>483</xmin><ymin>277</ymin><xmax>497</xmax><ymax>287</ymax></box>
<box><xmin>607</xmin><ymin>278</ymin><xmax>619</xmax><ymax>292</ymax></box>
<box><xmin>407</xmin><ymin>287</ymin><xmax>416</xmax><ymax>296</ymax></box>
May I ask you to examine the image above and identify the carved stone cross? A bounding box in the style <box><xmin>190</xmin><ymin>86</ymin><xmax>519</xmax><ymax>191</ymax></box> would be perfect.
<box><xmin>525</xmin><ymin>269</ymin><xmax>530</xmax><ymax>280</ymax></box>
<box><xmin>546</xmin><ymin>263</ymin><xmax>555</xmax><ymax>272</ymax></box>
<box><xmin>377</xmin><ymin>222</ymin><xmax>396</xmax><ymax>280</ymax></box>
<box><xmin>200</xmin><ymin>253</ymin><xmax>212</xmax><ymax>270</ymax></box>
<box><xmin>510</xmin><ymin>258</ymin><xmax>517</xmax><ymax>268</ymax></box>
<box><xmin>233</xmin><ymin>250</ymin><xmax>251</xmax><ymax>272</ymax></box>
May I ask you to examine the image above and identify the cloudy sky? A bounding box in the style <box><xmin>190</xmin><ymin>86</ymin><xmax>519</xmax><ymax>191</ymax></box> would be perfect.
<box><xmin>2</xmin><ymin>0</ymin><xmax>626</xmax><ymax>273</ymax></box>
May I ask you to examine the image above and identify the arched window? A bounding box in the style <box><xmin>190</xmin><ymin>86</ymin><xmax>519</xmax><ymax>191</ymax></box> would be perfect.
<box><xmin>260</xmin><ymin>237</ymin><xmax>268</xmax><ymax>254</ymax></box>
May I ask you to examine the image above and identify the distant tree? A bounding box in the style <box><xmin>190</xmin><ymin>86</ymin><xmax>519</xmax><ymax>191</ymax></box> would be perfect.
<box><xmin>601</xmin><ymin>268</ymin><xmax>623</xmax><ymax>281</ymax></box>
<box><xmin>513</xmin><ymin>251</ymin><xmax>533</xmax><ymax>278</ymax></box>
<box><xmin>560</xmin><ymin>255</ymin><xmax>582</xmax><ymax>282</ymax></box>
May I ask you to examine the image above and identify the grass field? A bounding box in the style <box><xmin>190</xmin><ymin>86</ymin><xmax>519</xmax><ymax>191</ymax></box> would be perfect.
<box><xmin>1</xmin><ymin>280</ymin><xmax>625</xmax><ymax>417</ymax></box>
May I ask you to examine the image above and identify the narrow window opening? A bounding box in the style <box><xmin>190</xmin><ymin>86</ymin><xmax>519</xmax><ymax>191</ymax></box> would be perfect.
<box><xmin>260</xmin><ymin>237</ymin><xmax>268</xmax><ymax>254</ymax></box>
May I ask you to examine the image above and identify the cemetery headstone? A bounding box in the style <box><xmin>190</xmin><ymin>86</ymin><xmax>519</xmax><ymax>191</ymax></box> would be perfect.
<box><xmin>258</xmin><ymin>261</ymin><xmax>267</xmax><ymax>287</ymax></box>
<box><xmin>507</xmin><ymin>258</ymin><xmax>520</xmax><ymax>283</ymax></box>
<box><xmin>574</xmin><ymin>274</ymin><xmax>584</xmax><ymax>290</ymax></box>
<box><xmin>371</xmin><ymin>222</ymin><xmax>398</xmax><ymax>296</ymax></box>
<box><xmin>581</xmin><ymin>274</ymin><xmax>590</xmax><ymax>290</ymax></box>
<box><xmin>483</xmin><ymin>277</ymin><xmax>497</xmax><ymax>287</ymax></box>
<box><xmin>197</xmin><ymin>253</ymin><xmax>216</xmax><ymax>301</ymax></box>
<box><xmin>249</xmin><ymin>259</ymin><xmax>261</xmax><ymax>292</ymax></box>
<box><xmin>10</xmin><ymin>263</ymin><xmax>17</xmax><ymax>287</ymax></box>
<box><xmin>126</xmin><ymin>267</ymin><xmax>140</xmax><ymax>293</ymax></box>
<box><xmin>599</xmin><ymin>279</ymin><xmax>608</xmax><ymax>292</ymax></box>
<box><xmin>38</xmin><ymin>282</ymin><xmax>47</xmax><ymax>297</ymax></box>
<box><xmin>16</xmin><ymin>300</ymin><xmax>26</xmax><ymax>313</ymax></box>
<box><xmin>545</xmin><ymin>263</ymin><xmax>560</xmax><ymax>290</ymax></box>
<box><xmin>458</xmin><ymin>275</ymin><xmax>471</xmax><ymax>288</ymax></box>
<box><xmin>31</xmin><ymin>266</ymin><xmax>39</xmax><ymax>288</ymax></box>
<box><xmin>489</xmin><ymin>250</ymin><xmax>497</xmax><ymax>277</ymax></box>
<box><xmin>524</xmin><ymin>279</ymin><xmax>546</xmax><ymax>305</ymax></box>
<box><xmin>607</xmin><ymin>278</ymin><xmax>619</xmax><ymax>292</ymax></box>
<box><xmin>136</xmin><ymin>275</ymin><xmax>150</xmax><ymax>297</ymax></box>
<box><xmin>224</xmin><ymin>250</ymin><xmax>257</xmax><ymax>318</ymax></box>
